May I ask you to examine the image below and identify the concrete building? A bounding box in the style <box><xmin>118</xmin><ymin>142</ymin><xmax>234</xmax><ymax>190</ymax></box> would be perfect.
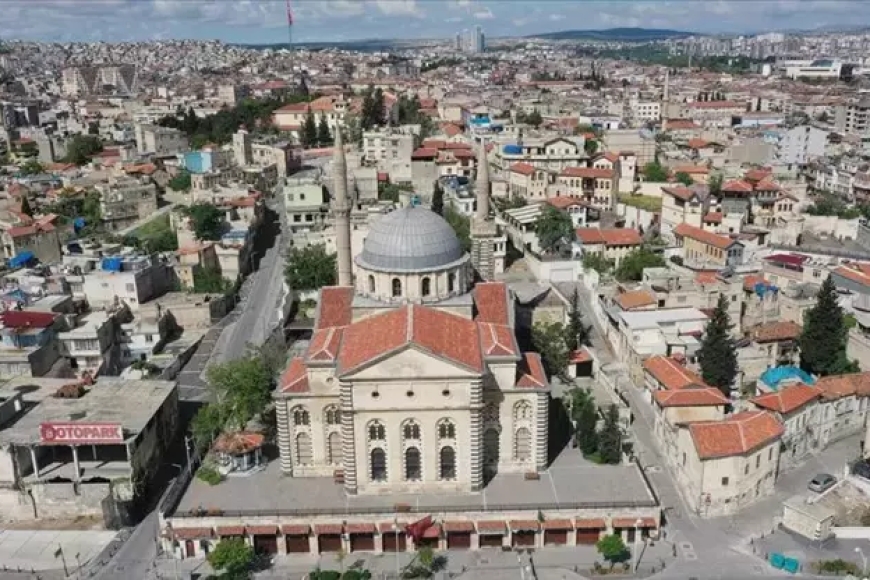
<box><xmin>572</xmin><ymin>228</ymin><xmax>643</xmax><ymax>267</ymax></box>
<box><xmin>673</xmin><ymin>224</ymin><xmax>744</xmax><ymax>268</ymax></box>
<box><xmin>134</xmin><ymin>124</ymin><xmax>189</xmax><ymax>156</ymax></box>
<box><xmin>751</xmin><ymin>383</ymin><xmax>822</xmax><ymax>472</ymax></box>
<box><xmin>363</xmin><ymin>128</ymin><xmax>415</xmax><ymax>183</ymax></box>
<box><xmin>96</xmin><ymin>176</ymin><xmax>159</xmax><ymax>231</ymax></box>
<box><xmin>835</xmin><ymin>98</ymin><xmax>870</xmax><ymax>137</ymax></box>
<box><xmin>775</xmin><ymin>125</ymin><xmax>828</xmax><ymax>165</ymax></box>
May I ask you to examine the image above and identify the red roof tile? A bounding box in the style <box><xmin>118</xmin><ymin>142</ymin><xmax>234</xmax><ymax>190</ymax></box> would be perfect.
<box><xmin>653</xmin><ymin>387</ymin><xmax>729</xmax><ymax>408</ymax></box>
<box><xmin>516</xmin><ymin>352</ymin><xmax>547</xmax><ymax>389</ymax></box>
<box><xmin>279</xmin><ymin>357</ymin><xmax>309</xmax><ymax>393</ymax></box>
<box><xmin>751</xmin><ymin>383</ymin><xmax>822</xmax><ymax>414</ymax></box>
<box><xmin>612</xmin><ymin>517</ymin><xmax>658</xmax><ymax>528</ymax></box>
<box><xmin>411</xmin><ymin>148</ymin><xmax>438</xmax><ymax>160</ymax></box>
<box><xmin>547</xmin><ymin>196</ymin><xmax>587</xmax><ymax>210</ymax></box>
<box><xmin>574</xmin><ymin>518</ymin><xmax>606</xmax><ymax>529</ymax></box>
<box><xmin>307</xmin><ymin>327</ymin><xmax>344</xmax><ymax>362</ymax></box>
<box><xmin>703</xmin><ymin>212</ymin><xmax>723</xmax><ymax>224</ymax></box>
<box><xmin>314</xmin><ymin>524</ymin><xmax>344</xmax><ymax>535</ymax></box>
<box><xmin>815</xmin><ymin>372</ymin><xmax>870</xmax><ymax>400</ymax></box>
<box><xmin>722</xmin><ymin>179</ymin><xmax>754</xmax><ymax>194</ymax></box>
<box><xmin>575</xmin><ymin>228</ymin><xmax>643</xmax><ymax>247</ymax></box>
<box><xmin>541</xmin><ymin>519</ymin><xmax>574</xmax><ymax>530</ymax></box>
<box><xmin>443</xmin><ymin>521</ymin><xmax>475</xmax><ymax>532</ymax></box>
<box><xmin>510</xmin><ymin>162</ymin><xmax>536</xmax><ymax>176</ymax></box>
<box><xmin>247</xmin><ymin>525</ymin><xmax>278</xmax><ymax>535</ymax></box>
<box><xmin>346</xmin><ymin>523</ymin><xmax>376</xmax><ymax>534</ymax></box>
<box><xmin>661</xmin><ymin>186</ymin><xmax>698</xmax><ymax>202</ymax></box>
<box><xmin>510</xmin><ymin>520</ymin><xmax>539</xmax><ymax>531</ymax></box>
<box><xmin>281</xmin><ymin>524</ymin><xmax>310</xmax><ymax>535</ymax></box>
<box><xmin>614</xmin><ymin>289</ymin><xmax>657</xmax><ymax>310</ymax></box>
<box><xmin>478</xmin><ymin>322</ymin><xmax>518</xmax><ymax>358</ymax></box>
<box><xmin>560</xmin><ymin>167</ymin><xmax>615</xmax><ymax>179</ymax></box>
<box><xmin>688</xmin><ymin>411</ymin><xmax>783</xmax><ymax>459</ymax></box>
<box><xmin>316</xmin><ymin>287</ymin><xmax>353</xmax><ymax>329</ymax></box>
<box><xmin>476</xmin><ymin>520</ymin><xmax>506</xmax><ymax>533</ymax></box>
<box><xmin>474</xmin><ymin>282</ymin><xmax>510</xmax><ymax>325</ymax></box>
<box><xmin>643</xmin><ymin>356</ymin><xmax>709</xmax><ymax>390</ymax></box>
<box><xmin>752</xmin><ymin>321</ymin><xmax>801</xmax><ymax>343</ymax></box>
<box><xmin>674</xmin><ymin>223</ymin><xmax>737</xmax><ymax>250</ymax></box>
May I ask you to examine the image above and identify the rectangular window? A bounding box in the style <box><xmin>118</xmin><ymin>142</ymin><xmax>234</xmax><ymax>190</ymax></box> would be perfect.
<box><xmin>756</xmin><ymin>455</ymin><xmax>761</xmax><ymax>468</ymax></box>
<box><xmin>721</xmin><ymin>477</ymin><xmax>729</xmax><ymax>486</ymax></box>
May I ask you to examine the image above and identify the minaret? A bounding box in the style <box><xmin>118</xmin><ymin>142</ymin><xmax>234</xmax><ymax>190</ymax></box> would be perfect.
<box><xmin>470</xmin><ymin>142</ymin><xmax>498</xmax><ymax>281</ymax></box>
<box><xmin>332</xmin><ymin>128</ymin><xmax>353</xmax><ymax>287</ymax></box>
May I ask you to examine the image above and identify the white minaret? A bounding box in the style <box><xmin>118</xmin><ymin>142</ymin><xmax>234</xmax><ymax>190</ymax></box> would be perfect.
<box><xmin>332</xmin><ymin>129</ymin><xmax>353</xmax><ymax>287</ymax></box>
<box><xmin>470</xmin><ymin>143</ymin><xmax>498</xmax><ymax>281</ymax></box>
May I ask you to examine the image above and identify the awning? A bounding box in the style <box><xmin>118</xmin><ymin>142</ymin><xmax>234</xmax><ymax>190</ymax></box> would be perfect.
<box><xmin>173</xmin><ymin>527</ymin><xmax>212</xmax><ymax>540</ymax></box>
<box><xmin>510</xmin><ymin>520</ymin><xmax>539</xmax><ymax>532</ymax></box>
<box><xmin>612</xmin><ymin>517</ymin><xmax>658</xmax><ymax>529</ymax></box>
<box><xmin>247</xmin><ymin>525</ymin><xmax>278</xmax><ymax>535</ymax></box>
<box><xmin>421</xmin><ymin>524</ymin><xmax>441</xmax><ymax>539</ymax></box>
<box><xmin>476</xmin><ymin>520</ymin><xmax>506</xmax><ymax>534</ymax></box>
<box><xmin>541</xmin><ymin>519</ymin><xmax>574</xmax><ymax>530</ymax></box>
<box><xmin>346</xmin><ymin>523</ymin><xmax>376</xmax><ymax>534</ymax></box>
<box><xmin>216</xmin><ymin>526</ymin><xmax>245</xmax><ymax>536</ymax></box>
<box><xmin>575</xmin><ymin>518</ymin><xmax>606</xmax><ymax>529</ymax></box>
<box><xmin>378</xmin><ymin>522</ymin><xmax>405</xmax><ymax>533</ymax></box>
<box><xmin>444</xmin><ymin>521</ymin><xmax>475</xmax><ymax>533</ymax></box>
<box><xmin>314</xmin><ymin>524</ymin><xmax>344</xmax><ymax>535</ymax></box>
<box><xmin>281</xmin><ymin>524</ymin><xmax>310</xmax><ymax>535</ymax></box>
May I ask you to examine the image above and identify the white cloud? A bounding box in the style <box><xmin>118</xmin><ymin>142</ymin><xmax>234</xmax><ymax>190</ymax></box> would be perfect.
<box><xmin>548</xmin><ymin>13</ymin><xmax>563</xmax><ymax>21</ymax></box>
<box><xmin>473</xmin><ymin>6</ymin><xmax>494</xmax><ymax>20</ymax></box>
<box><xmin>373</xmin><ymin>0</ymin><xmax>422</xmax><ymax>17</ymax></box>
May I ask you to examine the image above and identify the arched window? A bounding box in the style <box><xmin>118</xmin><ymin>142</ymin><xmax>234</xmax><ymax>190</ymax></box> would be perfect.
<box><xmin>513</xmin><ymin>401</ymin><xmax>533</xmax><ymax>422</ymax></box>
<box><xmin>324</xmin><ymin>406</ymin><xmax>341</xmax><ymax>426</ymax></box>
<box><xmin>327</xmin><ymin>432</ymin><xmax>341</xmax><ymax>465</ymax></box>
<box><xmin>482</xmin><ymin>403</ymin><xmax>499</xmax><ymax>425</ymax></box>
<box><xmin>368</xmin><ymin>421</ymin><xmax>386</xmax><ymax>441</ymax></box>
<box><xmin>483</xmin><ymin>428</ymin><xmax>500</xmax><ymax>468</ymax></box>
<box><xmin>368</xmin><ymin>275</ymin><xmax>376</xmax><ymax>293</ymax></box>
<box><xmin>404</xmin><ymin>447</ymin><xmax>422</xmax><ymax>481</ymax></box>
<box><xmin>403</xmin><ymin>420</ymin><xmax>421</xmax><ymax>440</ymax></box>
<box><xmin>370</xmin><ymin>448</ymin><xmax>387</xmax><ymax>481</ymax></box>
<box><xmin>295</xmin><ymin>432</ymin><xmax>313</xmax><ymax>465</ymax></box>
<box><xmin>392</xmin><ymin>278</ymin><xmax>402</xmax><ymax>297</ymax></box>
<box><xmin>293</xmin><ymin>406</ymin><xmax>310</xmax><ymax>427</ymax></box>
<box><xmin>448</xmin><ymin>273</ymin><xmax>456</xmax><ymax>293</ymax></box>
<box><xmin>438</xmin><ymin>419</ymin><xmax>456</xmax><ymax>440</ymax></box>
<box><xmin>514</xmin><ymin>427</ymin><xmax>532</xmax><ymax>462</ymax></box>
<box><xmin>421</xmin><ymin>277</ymin><xmax>431</xmax><ymax>297</ymax></box>
<box><xmin>439</xmin><ymin>446</ymin><xmax>456</xmax><ymax>480</ymax></box>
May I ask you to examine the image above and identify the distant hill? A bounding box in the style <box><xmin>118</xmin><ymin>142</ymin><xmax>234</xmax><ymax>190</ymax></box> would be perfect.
<box><xmin>527</xmin><ymin>27</ymin><xmax>695</xmax><ymax>42</ymax></box>
<box><xmin>239</xmin><ymin>39</ymin><xmax>399</xmax><ymax>52</ymax></box>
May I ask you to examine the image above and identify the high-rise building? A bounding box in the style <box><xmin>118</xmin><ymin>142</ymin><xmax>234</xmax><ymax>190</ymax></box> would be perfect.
<box><xmin>458</xmin><ymin>26</ymin><xmax>485</xmax><ymax>54</ymax></box>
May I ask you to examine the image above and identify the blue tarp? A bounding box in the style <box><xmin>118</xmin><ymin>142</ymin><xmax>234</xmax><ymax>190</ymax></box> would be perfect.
<box><xmin>760</xmin><ymin>366</ymin><xmax>815</xmax><ymax>390</ymax></box>
<box><xmin>8</xmin><ymin>251</ymin><xmax>35</xmax><ymax>268</ymax></box>
<box><xmin>503</xmin><ymin>144</ymin><xmax>522</xmax><ymax>154</ymax></box>
<box><xmin>101</xmin><ymin>257</ymin><xmax>123</xmax><ymax>272</ymax></box>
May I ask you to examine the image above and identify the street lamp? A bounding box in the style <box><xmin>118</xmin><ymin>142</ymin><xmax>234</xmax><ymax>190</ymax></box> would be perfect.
<box><xmin>631</xmin><ymin>518</ymin><xmax>643</xmax><ymax>574</ymax></box>
<box><xmin>855</xmin><ymin>546</ymin><xmax>867</xmax><ymax>576</ymax></box>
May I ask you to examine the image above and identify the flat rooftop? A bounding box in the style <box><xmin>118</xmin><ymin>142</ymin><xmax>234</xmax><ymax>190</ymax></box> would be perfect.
<box><xmin>174</xmin><ymin>447</ymin><xmax>657</xmax><ymax>517</ymax></box>
<box><xmin>0</xmin><ymin>376</ymin><xmax>176</xmax><ymax>446</ymax></box>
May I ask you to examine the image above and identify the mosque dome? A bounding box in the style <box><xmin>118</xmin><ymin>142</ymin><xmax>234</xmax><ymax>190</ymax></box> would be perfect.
<box><xmin>357</xmin><ymin>205</ymin><xmax>465</xmax><ymax>272</ymax></box>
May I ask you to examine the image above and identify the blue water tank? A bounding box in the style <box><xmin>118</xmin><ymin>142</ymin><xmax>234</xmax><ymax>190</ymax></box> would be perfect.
<box><xmin>101</xmin><ymin>257</ymin><xmax>123</xmax><ymax>272</ymax></box>
<box><xmin>503</xmin><ymin>144</ymin><xmax>522</xmax><ymax>155</ymax></box>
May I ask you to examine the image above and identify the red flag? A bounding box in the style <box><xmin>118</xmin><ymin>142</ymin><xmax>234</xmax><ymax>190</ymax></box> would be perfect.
<box><xmin>404</xmin><ymin>515</ymin><xmax>433</xmax><ymax>542</ymax></box>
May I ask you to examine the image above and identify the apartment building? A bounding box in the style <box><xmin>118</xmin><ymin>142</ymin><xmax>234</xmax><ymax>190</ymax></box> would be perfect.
<box><xmin>673</xmin><ymin>223</ymin><xmax>744</xmax><ymax>268</ymax></box>
<box><xmin>74</xmin><ymin>254</ymin><xmax>174</xmax><ymax>311</ymax></box>
<box><xmin>363</xmin><ymin>128</ymin><xmax>415</xmax><ymax>183</ymax></box>
<box><xmin>775</xmin><ymin>125</ymin><xmax>828</xmax><ymax>165</ymax></box>
<box><xmin>493</xmin><ymin>137</ymin><xmax>588</xmax><ymax>174</ymax></box>
<box><xmin>631</xmin><ymin>101</ymin><xmax>661</xmax><ymax>123</ymax></box>
<box><xmin>573</xmin><ymin>228</ymin><xmax>642</xmax><ymax>267</ymax></box>
<box><xmin>507</xmin><ymin>162</ymin><xmax>548</xmax><ymax>200</ymax></box>
<box><xmin>763</xmin><ymin>253</ymin><xmax>828</xmax><ymax>289</ymax></box>
<box><xmin>272</xmin><ymin>95</ymin><xmax>351</xmax><ymax>134</ymax></box>
<box><xmin>556</xmin><ymin>167</ymin><xmax>618</xmax><ymax>210</ymax></box>
<box><xmin>835</xmin><ymin>98</ymin><xmax>870</xmax><ymax>137</ymax></box>
<box><xmin>660</xmin><ymin>185</ymin><xmax>718</xmax><ymax>239</ymax></box>
<box><xmin>283</xmin><ymin>173</ymin><xmax>327</xmax><ymax>235</ymax></box>
<box><xmin>0</xmin><ymin>215</ymin><xmax>62</xmax><ymax>265</ymax></box>
<box><xmin>134</xmin><ymin>124</ymin><xmax>189</xmax><ymax>156</ymax></box>
<box><xmin>0</xmin><ymin>310</ymin><xmax>62</xmax><ymax>379</ymax></box>
<box><xmin>750</xmin><ymin>383</ymin><xmax>822</xmax><ymax>472</ymax></box>
<box><xmin>96</xmin><ymin>176</ymin><xmax>158</xmax><ymax>231</ymax></box>
<box><xmin>683</xmin><ymin>101</ymin><xmax>748</xmax><ymax>129</ymax></box>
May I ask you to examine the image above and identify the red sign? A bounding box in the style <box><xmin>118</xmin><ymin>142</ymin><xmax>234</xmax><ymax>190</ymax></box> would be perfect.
<box><xmin>39</xmin><ymin>423</ymin><xmax>124</xmax><ymax>445</ymax></box>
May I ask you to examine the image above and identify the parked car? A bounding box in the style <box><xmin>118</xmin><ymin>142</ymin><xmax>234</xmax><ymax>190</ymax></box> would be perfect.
<box><xmin>808</xmin><ymin>473</ymin><xmax>837</xmax><ymax>493</ymax></box>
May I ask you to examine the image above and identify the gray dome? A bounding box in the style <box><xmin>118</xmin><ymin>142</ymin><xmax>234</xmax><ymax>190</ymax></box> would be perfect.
<box><xmin>359</xmin><ymin>206</ymin><xmax>465</xmax><ymax>271</ymax></box>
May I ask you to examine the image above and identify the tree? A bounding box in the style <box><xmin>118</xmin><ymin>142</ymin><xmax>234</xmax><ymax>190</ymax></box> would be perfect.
<box><xmin>534</xmin><ymin>205</ymin><xmax>573</xmax><ymax>254</ymax></box>
<box><xmin>642</xmin><ymin>161</ymin><xmax>669</xmax><ymax>182</ymax></box>
<box><xmin>183</xmin><ymin>203</ymin><xmax>225</xmax><ymax>241</ymax></box>
<box><xmin>697</xmin><ymin>294</ymin><xmax>738</xmax><ymax>396</ymax></box>
<box><xmin>19</xmin><ymin>195</ymin><xmax>33</xmax><ymax>218</ymax></box>
<box><xmin>343</xmin><ymin>113</ymin><xmax>363</xmax><ymax>146</ymax></box>
<box><xmin>597</xmin><ymin>534</ymin><xmax>630</xmax><ymax>569</ymax></box>
<box><xmin>614</xmin><ymin>247</ymin><xmax>665</xmax><ymax>281</ymax></box>
<box><xmin>284</xmin><ymin>244</ymin><xmax>337</xmax><ymax>291</ymax></box>
<box><xmin>18</xmin><ymin>159</ymin><xmax>43</xmax><ymax>176</ymax></box>
<box><xmin>317</xmin><ymin>114</ymin><xmax>332</xmax><ymax>146</ymax></box>
<box><xmin>675</xmin><ymin>171</ymin><xmax>694</xmax><ymax>186</ymax></box>
<box><xmin>302</xmin><ymin>108</ymin><xmax>318</xmax><ymax>148</ymax></box>
<box><xmin>584</xmin><ymin>139</ymin><xmax>598</xmax><ymax>156</ymax></box>
<box><xmin>207</xmin><ymin>538</ymin><xmax>255</xmax><ymax>579</ymax></box>
<box><xmin>193</xmin><ymin>266</ymin><xmax>231</xmax><ymax>293</ymax></box>
<box><xmin>361</xmin><ymin>86</ymin><xmax>385</xmax><ymax>130</ymax></box>
<box><xmin>525</xmin><ymin>110</ymin><xmax>543</xmax><ymax>128</ymax></box>
<box><xmin>564</xmin><ymin>289</ymin><xmax>591</xmax><ymax>353</ymax></box>
<box><xmin>582</xmin><ymin>252</ymin><xmax>613</xmax><ymax>274</ymax></box>
<box><xmin>190</xmin><ymin>403</ymin><xmax>226</xmax><ymax>452</ymax></box>
<box><xmin>443</xmin><ymin>206</ymin><xmax>471</xmax><ymax>252</ymax></box>
<box><xmin>570</xmin><ymin>388</ymin><xmax>598</xmax><ymax>455</ymax></box>
<box><xmin>709</xmin><ymin>172</ymin><xmax>723</xmax><ymax>197</ymax></box>
<box><xmin>431</xmin><ymin>181</ymin><xmax>444</xmax><ymax>216</ymax></box>
<box><xmin>168</xmin><ymin>170</ymin><xmax>192</xmax><ymax>192</ymax></box>
<box><xmin>532</xmin><ymin>320</ymin><xmax>569</xmax><ymax>380</ymax></box>
<box><xmin>63</xmin><ymin>134</ymin><xmax>103</xmax><ymax>165</ymax></box>
<box><xmin>597</xmin><ymin>404</ymin><xmax>623</xmax><ymax>465</ymax></box>
<box><xmin>799</xmin><ymin>275</ymin><xmax>859</xmax><ymax>376</ymax></box>
<box><xmin>206</xmin><ymin>356</ymin><xmax>273</xmax><ymax>431</ymax></box>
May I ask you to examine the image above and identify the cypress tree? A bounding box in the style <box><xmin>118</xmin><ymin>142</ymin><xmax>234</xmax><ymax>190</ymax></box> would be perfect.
<box><xmin>597</xmin><ymin>404</ymin><xmax>622</xmax><ymax>465</ymax></box>
<box><xmin>697</xmin><ymin>293</ymin><xmax>738</xmax><ymax>396</ymax></box>
<box><xmin>316</xmin><ymin>115</ymin><xmax>332</xmax><ymax>146</ymax></box>
<box><xmin>799</xmin><ymin>275</ymin><xmax>857</xmax><ymax>376</ymax></box>
<box><xmin>20</xmin><ymin>196</ymin><xmax>33</xmax><ymax>218</ymax></box>
<box><xmin>431</xmin><ymin>181</ymin><xmax>444</xmax><ymax>216</ymax></box>
<box><xmin>564</xmin><ymin>288</ymin><xmax>591</xmax><ymax>353</ymax></box>
<box><xmin>302</xmin><ymin>109</ymin><xmax>317</xmax><ymax>148</ymax></box>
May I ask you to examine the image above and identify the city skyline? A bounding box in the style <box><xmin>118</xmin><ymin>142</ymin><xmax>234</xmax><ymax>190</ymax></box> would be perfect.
<box><xmin>1</xmin><ymin>0</ymin><xmax>870</xmax><ymax>44</ymax></box>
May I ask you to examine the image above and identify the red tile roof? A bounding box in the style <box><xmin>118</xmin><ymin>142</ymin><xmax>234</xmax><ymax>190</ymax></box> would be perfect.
<box><xmin>752</xmin><ymin>321</ymin><xmax>802</xmax><ymax>343</ymax></box>
<box><xmin>673</xmin><ymin>223</ymin><xmax>737</xmax><ymax>250</ymax></box>
<box><xmin>478</xmin><ymin>322</ymin><xmax>518</xmax><ymax>358</ymax></box>
<box><xmin>316</xmin><ymin>286</ymin><xmax>353</xmax><ymax>329</ymax></box>
<box><xmin>411</xmin><ymin>147</ymin><xmax>438</xmax><ymax>160</ymax></box>
<box><xmin>702</xmin><ymin>212</ymin><xmax>723</xmax><ymax>224</ymax></box>
<box><xmin>560</xmin><ymin>167</ymin><xmax>615</xmax><ymax>179</ymax></box>
<box><xmin>835</xmin><ymin>264</ymin><xmax>870</xmax><ymax>288</ymax></box>
<box><xmin>765</xmin><ymin>253</ymin><xmax>809</xmax><ymax>267</ymax></box>
<box><xmin>643</xmin><ymin>356</ymin><xmax>709</xmax><ymax>390</ymax></box>
<box><xmin>688</xmin><ymin>100</ymin><xmax>743</xmax><ymax>109</ymax></box>
<box><xmin>661</xmin><ymin>186</ymin><xmax>698</xmax><ymax>202</ymax></box>
<box><xmin>474</xmin><ymin>282</ymin><xmax>511</xmax><ymax>325</ymax></box>
<box><xmin>516</xmin><ymin>352</ymin><xmax>547</xmax><ymax>389</ymax></box>
<box><xmin>722</xmin><ymin>179</ymin><xmax>754</xmax><ymax>194</ymax></box>
<box><xmin>575</xmin><ymin>228</ymin><xmax>643</xmax><ymax>247</ymax></box>
<box><xmin>614</xmin><ymin>289</ymin><xmax>657</xmax><ymax>310</ymax></box>
<box><xmin>688</xmin><ymin>411</ymin><xmax>783</xmax><ymax>459</ymax></box>
<box><xmin>546</xmin><ymin>196</ymin><xmax>587</xmax><ymax>210</ymax></box>
<box><xmin>653</xmin><ymin>387</ymin><xmax>729</xmax><ymax>408</ymax></box>
<box><xmin>815</xmin><ymin>372</ymin><xmax>870</xmax><ymax>401</ymax></box>
<box><xmin>751</xmin><ymin>383</ymin><xmax>822</xmax><ymax>414</ymax></box>
<box><xmin>279</xmin><ymin>357</ymin><xmax>309</xmax><ymax>393</ymax></box>
<box><xmin>307</xmin><ymin>327</ymin><xmax>344</xmax><ymax>362</ymax></box>
<box><xmin>510</xmin><ymin>162</ymin><xmax>536</xmax><ymax>176</ymax></box>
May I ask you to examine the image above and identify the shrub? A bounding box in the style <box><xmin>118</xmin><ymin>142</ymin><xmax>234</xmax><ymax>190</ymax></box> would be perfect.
<box><xmin>196</xmin><ymin>464</ymin><xmax>223</xmax><ymax>486</ymax></box>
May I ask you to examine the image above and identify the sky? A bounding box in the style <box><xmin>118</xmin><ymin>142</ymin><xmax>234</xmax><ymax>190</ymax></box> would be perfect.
<box><xmin>0</xmin><ymin>0</ymin><xmax>869</xmax><ymax>44</ymax></box>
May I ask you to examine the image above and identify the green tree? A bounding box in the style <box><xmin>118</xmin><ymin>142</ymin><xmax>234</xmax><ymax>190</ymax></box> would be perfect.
<box><xmin>207</xmin><ymin>538</ymin><xmax>256</xmax><ymax>579</ymax></box>
<box><xmin>675</xmin><ymin>171</ymin><xmax>694</xmax><ymax>186</ymax></box>
<box><xmin>564</xmin><ymin>288</ymin><xmax>591</xmax><ymax>353</ymax></box>
<box><xmin>614</xmin><ymin>247</ymin><xmax>665</xmax><ymax>281</ymax></box>
<box><xmin>584</xmin><ymin>139</ymin><xmax>598</xmax><ymax>156</ymax></box>
<box><xmin>284</xmin><ymin>244</ymin><xmax>337</xmax><ymax>291</ymax></box>
<box><xmin>361</xmin><ymin>86</ymin><xmax>385</xmax><ymax>130</ymax></box>
<box><xmin>206</xmin><ymin>356</ymin><xmax>273</xmax><ymax>431</ymax></box>
<box><xmin>642</xmin><ymin>162</ymin><xmax>669</xmax><ymax>182</ymax></box>
<box><xmin>146</xmin><ymin>229</ymin><xmax>179</xmax><ymax>252</ymax></box>
<box><xmin>302</xmin><ymin>108</ymin><xmax>318</xmax><ymax>148</ymax></box>
<box><xmin>183</xmin><ymin>203</ymin><xmax>225</xmax><ymax>241</ymax></box>
<box><xmin>18</xmin><ymin>159</ymin><xmax>43</xmax><ymax>176</ymax></box>
<box><xmin>582</xmin><ymin>252</ymin><xmax>613</xmax><ymax>274</ymax></box>
<box><xmin>19</xmin><ymin>195</ymin><xmax>33</xmax><ymax>218</ymax></box>
<box><xmin>697</xmin><ymin>294</ymin><xmax>738</xmax><ymax>396</ymax></box>
<box><xmin>799</xmin><ymin>275</ymin><xmax>859</xmax><ymax>376</ymax></box>
<box><xmin>431</xmin><ymin>181</ymin><xmax>444</xmax><ymax>216</ymax></box>
<box><xmin>190</xmin><ymin>403</ymin><xmax>226</xmax><ymax>452</ymax></box>
<box><xmin>596</xmin><ymin>534</ymin><xmax>630</xmax><ymax>569</ymax></box>
<box><xmin>709</xmin><ymin>172</ymin><xmax>723</xmax><ymax>197</ymax></box>
<box><xmin>317</xmin><ymin>115</ymin><xmax>332</xmax><ymax>146</ymax></box>
<box><xmin>597</xmin><ymin>404</ymin><xmax>623</xmax><ymax>465</ymax></box>
<box><xmin>443</xmin><ymin>206</ymin><xmax>471</xmax><ymax>252</ymax></box>
<box><xmin>63</xmin><ymin>134</ymin><xmax>103</xmax><ymax>165</ymax></box>
<box><xmin>532</xmin><ymin>320</ymin><xmax>569</xmax><ymax>380</ymax></box>
<box><xmin>570</xmin><ymin>388</ymin><xmax>598</xmax><ymax>455</ymax></box>
<box><xmin>343</xmin><ymin>113</ymin><xmax>363</xmax><ymax>146</ymax></box>
<box><xmin>525</xmin><ymin>110</ymin><xmax>543</xmax><ymax>128</ymax></box>
<box><xmin>168</xmin><ymin>170</ymin><xmax>192</xmax><ymax>192</ymax></box>
<box><xmin>534</xmin><ymin>205</ymin><xmax>573</xmax><ymax>254</ymax></box>
<box><xmin>193</xmin><ymin>266</ymin><xmax>231</xmax><ymax>293</ymax></box>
